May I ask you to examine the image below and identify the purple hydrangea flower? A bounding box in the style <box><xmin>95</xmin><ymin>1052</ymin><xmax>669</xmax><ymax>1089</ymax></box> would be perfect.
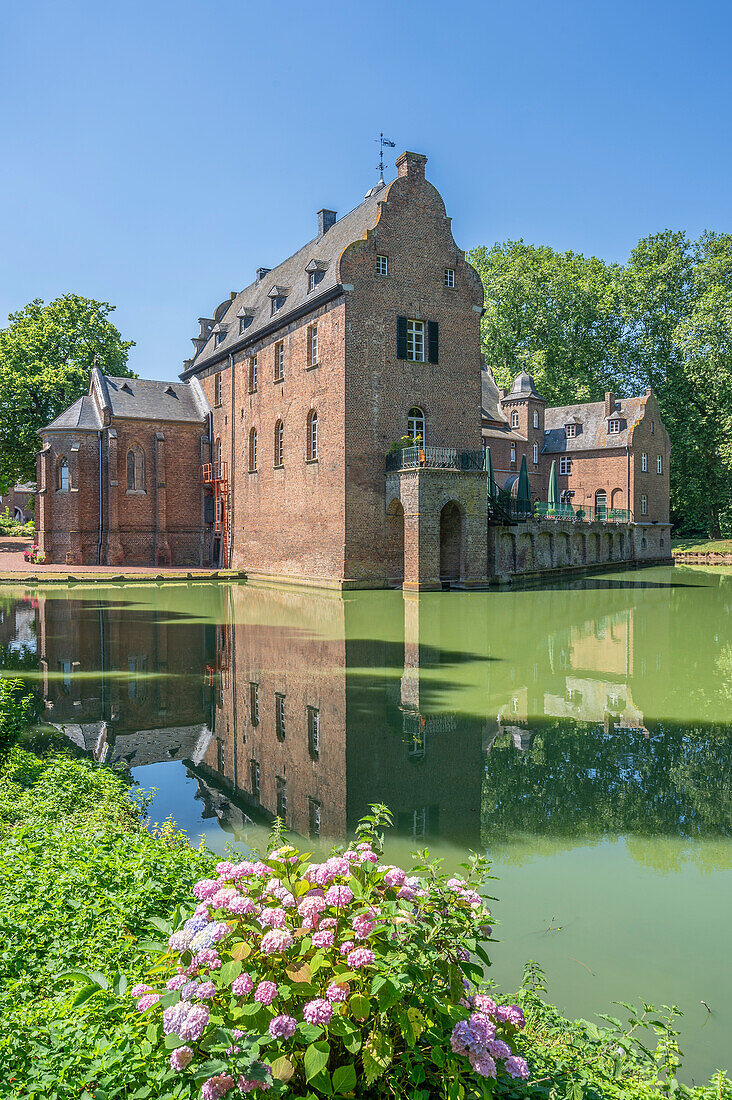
<box><xmin>473</xmin><ymin>993</ymin><xmax>498</xmax><ymax>1016</ymax></box>
<box><xmin>326</xmin><ymin>982</ymin><xmax>348</xmax><ymax>1003</ymax></box>
<box><xmin>303</xmin><ymin>998</ymin><xmax>333</xmax><ymax>1025</ymax></box>
<box><xmin>495</xmin><ymin>1004</ymin><xmax>525</xmax><ymax>1028</ymax></box>
<box><xmin>469</xmin><ymin>1051</ymin><xmax>497</xmax><ymax>1077</ymax></box>
<box><xmin>196</xmin><ymin>981</ymin><xmax>217</xmax><ymax>1000</ymax></box>
<box><xmin>254</xmin><ymin>980</ymin><xmax>278</xmax><ymax>1005</ymax></box>
<box><xmin>268</xmin><ymin>1014</ymin><xmax>297</xmax><ymax>1039</ymax></box>
<box><xmin>201</xmin><ymin>1072</ymin><xmax>235</xmax><ymax>1099</ymax></box>
<box><xmin>486</xmin><ymin>1039</ymin><xmax>512</xmax><ymax>1060</ymax></box>
<box><xmin>231</xmin><ymin>973</ymin><xmax>254</xmax><ymax>996</ymax></box>
<box><xmin>505</xmin><ymin>1055</ymin><xmax>530</xmax><ymax>1079</ymax></box>
<box><xmin>170</xmin><ymin>1045</ymin><xmax>194</xmax><ymax>1071</ymax></box>
<box><xmin>184</xmin><ymin>914</ymin><xmax>210</xmax><ymax>934</ymax></box>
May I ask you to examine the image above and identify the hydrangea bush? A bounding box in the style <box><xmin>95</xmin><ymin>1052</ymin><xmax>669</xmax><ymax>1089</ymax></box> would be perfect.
<box><xmin>132</xmin><ymin>809</ymin><xmax>529</xmax><ymax>1098</ymax></box>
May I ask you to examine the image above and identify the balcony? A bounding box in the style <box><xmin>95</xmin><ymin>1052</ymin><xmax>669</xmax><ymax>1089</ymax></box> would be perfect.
<box><xmin>385</xmin><ymin>445</ymin><xmax>485</xmax><ymax>473</ymax></box>
<box><xmin>534</xmin><ymin>502</ymin><xmax>631</xmax><ymax>524</ymax></box>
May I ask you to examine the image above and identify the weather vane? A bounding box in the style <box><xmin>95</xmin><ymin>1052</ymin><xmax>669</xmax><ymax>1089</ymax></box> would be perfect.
<box><xmin>376</xmin><ymin>132</ymin><xmax>396</xmax><ymax>183</ymax></box>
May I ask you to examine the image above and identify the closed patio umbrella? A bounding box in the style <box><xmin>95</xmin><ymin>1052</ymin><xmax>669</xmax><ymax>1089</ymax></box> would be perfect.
<box><xmin>517</xmin><ymin>454</ymin><xmax>531</xmax><ymax>515</ymax></box>
<box><xmin>547</xmin><ymin>459</ymin><xmax>559</xmax><ymax>516</ymax></box>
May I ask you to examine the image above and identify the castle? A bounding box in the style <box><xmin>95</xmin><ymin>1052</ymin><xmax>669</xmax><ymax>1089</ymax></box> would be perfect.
<box><xmin>36</xmin><ymin>151</ymin><xmax>671</xmax><ymax>585</ymax></box>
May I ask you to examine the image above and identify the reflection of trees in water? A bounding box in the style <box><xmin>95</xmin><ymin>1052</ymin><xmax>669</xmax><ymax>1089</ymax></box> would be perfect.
<box><xmin>481</xmin><ymin>721</ymin><xmax>732</xmax><ymax>846</ymax></box>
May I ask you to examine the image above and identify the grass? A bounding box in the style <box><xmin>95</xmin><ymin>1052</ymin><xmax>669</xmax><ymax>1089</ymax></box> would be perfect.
<box><xmin>671</xmin><ymin>539</ymin><xmax>732</xmax><ymax>554</ymax></box>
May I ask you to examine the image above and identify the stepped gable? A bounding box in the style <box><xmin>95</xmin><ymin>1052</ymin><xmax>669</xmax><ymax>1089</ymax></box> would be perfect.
<box><xmin>543</xmin><ymin>397</ymin><xmax>644</xmax><ymax>453</ymax></box>
<box><xmin>181</xmin><ymin>181</ymin><xmax>392</xmax><ymax>376</ymax></box>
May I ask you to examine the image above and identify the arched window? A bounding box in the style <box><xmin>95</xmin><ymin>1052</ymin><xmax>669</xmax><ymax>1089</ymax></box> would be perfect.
<box><xmin>248</xmin><ymin>427</ymin><xmax>257</xmax><ymax>472</ymax></box>
<box><xmin>533</xmin><ymin>410</ymin><xmax>539</xmax><ymax>429</ymax></box>
<box><xmin>408</xmin><ymin>407</ymin><xmax>426</xmax><ymax>446</ymax></box>
<box><xmin>126</xmin><ymin>444</ymin><xmax>145</xmax><ymax>491</ymax></box>
<box><xmin>532</xmin><ymin>442</ymin><xmax>538</xmax><ymax>465</ymax></box>
<box><xmin>307</xmin><ymin>410</ymin><xmax>318</xmax><ymax>461</ymax></box>
<box><xmin>511</xmin><ymin>411</ymin><xmax>519</xmax><ymax>428</ymax></box>
<box><xmin>274</xmin><ymin>420</ymin><xmax>284</xmax><ymax>468</ymax></box>
<box><xmin>57</xmin><ymin>457</ymin><xmax>70</xmax><ymax>491</ymax></box>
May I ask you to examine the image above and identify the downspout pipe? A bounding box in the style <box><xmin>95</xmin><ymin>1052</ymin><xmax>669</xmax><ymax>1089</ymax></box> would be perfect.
<box><xmin>97</xmin><ymin>429</ymin><xmax>104</xmax><ymax>565</ymax></box>
<box><xmin>228</xmin><ymin>352</ymin><xmax>235</xmax><ymax>567</ymax></box>
<box><xmin>626</xmin><ymin>444</ymin><xmax>631</xmax><ymax>523</ymax></box>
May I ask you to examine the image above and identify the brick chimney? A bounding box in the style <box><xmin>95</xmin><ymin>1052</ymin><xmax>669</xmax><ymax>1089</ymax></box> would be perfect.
<box><xmin>604</xmin><ymin>391</ymin><xmax>615</xmax><ymax>416</ymax></box>
<box><xmin>396</xmin><ymin>151</ymin><xmax>427</xmax><ymax>179</ymax></box>
<box><xmin>318</xmin><ymin>209</ymin><xmax>337</xmax><ymax>236</ymax></box>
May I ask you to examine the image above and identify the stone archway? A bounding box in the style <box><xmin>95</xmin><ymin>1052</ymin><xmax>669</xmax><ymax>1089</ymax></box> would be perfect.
<box><xmin>385</xmin><ymin>498</ymin><xmax>405</xmax><ymax>586</ymax></box>
<box><xmin>439</xmin><ymin>501</ymin><xmax>463</xmax><ymax>585</ymax></box>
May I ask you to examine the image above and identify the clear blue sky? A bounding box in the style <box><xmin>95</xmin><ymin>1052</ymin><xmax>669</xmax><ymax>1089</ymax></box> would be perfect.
<box><xmin>2</xmin><ymin>0</ymin><xmax>730</xmax><ymax>381</ymax></box>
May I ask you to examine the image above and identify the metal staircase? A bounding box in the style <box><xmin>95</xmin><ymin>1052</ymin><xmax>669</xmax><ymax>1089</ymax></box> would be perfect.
<box><xmin>199</xmin><ymin>461</ymin><xmax>230</xmax><ymax>568</ymax></box>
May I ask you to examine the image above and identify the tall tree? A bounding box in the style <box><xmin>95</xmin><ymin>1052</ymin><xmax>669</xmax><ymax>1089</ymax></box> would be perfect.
<box><xmin>468</xmin><ymin>241</ymin><xmax>625</xmax><ymax>406</ymax></box>
<box><xmin>0</xmin><ymin>295</ymin><xmax>135</xmax><ymax>492</ymax></box>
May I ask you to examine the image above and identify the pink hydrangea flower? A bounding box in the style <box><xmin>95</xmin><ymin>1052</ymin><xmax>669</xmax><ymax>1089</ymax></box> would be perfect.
<box><xmin>193</xmin><ymin>878</ymin><xmax>220</xmax><ymax>900</ymax></box>
<box><xmin>166</xmin><ymin>974</ymin><xmax>188</xmax><ymax>991</ymax></box>
<box><xmin>260</xmin><ymin>928</ymin><xmax>294</xmax><ymax>955</ymax></box>
<box><xmin>473</xmin><ymin>994</ymin><xmax>498</xmax><ymax>1016</ymax></box>
<box><xmin>131</xmin><ymin>983</ymin><xmax>151</xmax><ymax>998</ymax></box>
<box><xmin>505</xmin><ymin>1055</ymin><xmax>530</xmax><ymax>1079</ymax></box>
<box><xmin>383</xmin><ymin>867</ymin><xmax>406</xmax><ymax>888</ymax></box>
<box><xmin>230</xmin><ymin>861</ymin><xmax>257</xmax><ymax>879</ymax></box>
<box><xmin>312</xmin><ymin>930</ymin><xmax>335</xmax><ymax>948</ymax></box>
<box><xmin>170</xmin><ymin>1045</ymin><xmax>194</xmax><ymax>1071</ymax></box>
<box><xmin>268</xmin><ymin>1014</ymin><xmax>297</xmax><ymax>1039</ymax></box>
<box><xmin>137</xmin><ymin>993</ymin><xmax>161</xmax><ymax>1011</ymax></box>
<box><xmin>325</xmin><ymin>884</ymin><xmax>353</xmax><ymax>907</ymax></box>
<box><xmin>237</xmin><ymin>1066</ymin><xmax>272</xmax><ymax>1093</ymax></box>
<box><xmin>360</xmin><ymin>850</ymin><xmax>378</xmax><ymax>864</ymax></box>
<box><xmin>254</xmin><ymin>980</ymin><xmax>278</xmax><ymax>1005</ymax></box>
<box><xmin>326</xmin><ymin>982</ymin><xmax>348</xmax><ymax>1003</ymax></box>
<box><xmin>469</xmin><ymin>1051</ymin><xmax>497</xmax><ymax>1078</ymax></box>
<box><xmin>231</xmin><ymin>973</ymin><xmax>254</xmax><ymax>996</ymax></box>
<box><xmin>446</xmin><ymin>877</ymin><xmax>467</xmax><ymax>890</ymax></box>
<box><xmin>196</xmin><ymin>981</ymin><xmax>217</xmax><ymax>1000</ymax></box>
<box><xmin>298</xmin><ymin>895</ymin><xmax>327</xmax><ymax>919</ymax></box>
<box><xmin>346</xmin><ymin>947</ymin><xmax>375</xmax><ymax>969</ymax></box>
<box><xmin>302</xmin><ymin>998</ymin><xmax>333</xmax><ymax>1025</ymax></box>
<box><xmin>195</xmin><ymin>901</ymin><xmax>212</xmax><ymax>917</ymax></box>
<box><xmin>319</xmin><ymin>917</ymin><xmax>337</xmax><ymax>930</ymax></box>
<box><xmin>194</xmin><ymin>949</ymin><xmax>222</xmax><ymax>970</ymax></box>
<box><xmin>258</xmin><ymin>907</ymin><xmax>288</xmax><ymax>928</ymax></box>
<box><xmin>201</xmin><ymin>1073</ymin><xmax>235</xmax><ymax>1099</ymax></box>
<box><xmin>252</xmin><ymin>861</ymin><xmax>273</xmax><ymax>878</ymax></box>
<box><xmin>226</xmin><ymin>895</ymin><xmax>259</xmax><ymax>916</ymax></box>
<box><xmin>339</xmin><ymin>940</ymin><xmax>355</xmax><ymax>955</ymax></box>
<box><xmin>352</xmin><ymin>914</ymin><xmax>375</xmax><ymax>939</ymax></box>
<box><xmin>396</xmin><ymin>886</ymin><xmax>417</xmax><ymax>901</ymax></box>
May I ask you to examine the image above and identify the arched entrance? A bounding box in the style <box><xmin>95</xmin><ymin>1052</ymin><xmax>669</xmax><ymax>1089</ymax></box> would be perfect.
<box><xmin>439</xmin><ymin>501</ymin><xmax>462</xmax><ymax>586</ymax></box>
<box><xmin>385</xmin><ymin>498</ymin><xmax>405</xmax><ymax>586</ymax></box>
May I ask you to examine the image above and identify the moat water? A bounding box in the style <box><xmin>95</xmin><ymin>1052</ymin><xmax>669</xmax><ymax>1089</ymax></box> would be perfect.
<box><xmin>1</xmin><ymin>565</ymin><xmax>730</xmax><ymax>1080</ymax></box>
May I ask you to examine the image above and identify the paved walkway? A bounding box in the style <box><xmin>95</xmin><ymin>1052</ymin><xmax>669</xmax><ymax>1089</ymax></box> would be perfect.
<box><xmin>0</xmin><ymin>537</ymin><xmax>246</xmax><ymax>582</ymax></box>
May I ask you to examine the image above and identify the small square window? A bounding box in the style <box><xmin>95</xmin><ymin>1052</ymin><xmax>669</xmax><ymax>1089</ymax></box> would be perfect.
<box><xmin>377</xmin><ymin>255</ymin><xmax>388</xmax><ymax>276</ymax></box>
<box><xmin>444</xmin><ymin>268</ymin><xmax>455</xmax><ymax>288</ymax></box>
<box><xmin>608</xmin><ymin>419</ymin><xmax>621</xmax><ymax>434</ymax></box>
<box><xmin>565</xmin><ymin>424</ymin><xmax>577</xmax><ymax>438</ymax></box>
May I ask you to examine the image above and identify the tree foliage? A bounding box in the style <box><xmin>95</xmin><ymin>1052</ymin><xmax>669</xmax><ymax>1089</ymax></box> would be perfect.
<box><xmin>0</xmin><ymin>294</ymin><xmax>135</xmax><ymax>492</ymax></box>
<box><xmin>468</xmin><ymin>234</ymin><xmax>732</xmax><ymax>537</ymax></box>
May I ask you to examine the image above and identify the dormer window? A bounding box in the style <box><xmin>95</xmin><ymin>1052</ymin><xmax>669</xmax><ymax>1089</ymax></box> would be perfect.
<box><xmin>565</xmin><ymin>424</ymin><xmax>577</xmax><ymax>438</ymax></box>
<box><xmin>237</xmin><ymin>307</ymin><xmax>255</xmax><ymax>336</ymax></box>
<box><xmin>121</xmin><ymin>382</ymin><xmax>133</xmax><ymax>394</ymax></box>
<box><xmin>215</xmin><ymin>330</ymin><xmax>226</xmax><ymax>346</ymax></box>
<box><xmin>305</xmin><ymin>260</ymin><xmax>327</xmax><ymax>293</ymax></box>
<box><xmin>608</xmin><ymin>419</ymin><xmax>621</xmax><ymax>434</ymax></box>
<box><xmin>268</xmin><ymin>286</ymin><xmax>289</xmax><ymax>315</ymax></box>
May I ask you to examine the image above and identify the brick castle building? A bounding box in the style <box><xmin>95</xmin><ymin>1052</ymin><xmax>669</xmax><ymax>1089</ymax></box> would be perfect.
<box><xmin>37</xmin><ymin>151</ymin><xmax>671</xmax><ymax>584</ymax></box>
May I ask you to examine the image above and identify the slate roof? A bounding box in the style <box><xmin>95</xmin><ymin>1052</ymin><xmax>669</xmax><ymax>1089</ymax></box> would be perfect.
<box><xmin>481</xmin><ymin>366</ymin><xmax>509</xmax><ymax>424</ymax></box>
<box><xmin>543</xmin><ymin>397</ymin><xmax>645</xmax><ymax>454</ymax></box>
<box><xmin>99</xmin><ymin>375</ymin><xmax>210</xmax><ymax>422</ymax></box>
<box><xmin>182</xmin><ymin>179</ymin><xmax>391</xmax><ymax>376</ymax></box>
<box><xmin>504</xmin><ymin>368</ymin><xmax>544</xmax><ymax>401</ymax></box>
<box><xmin>42</xmin><ymin>395</ymin><xmax>103</xmax><ymax>432</ymax></box>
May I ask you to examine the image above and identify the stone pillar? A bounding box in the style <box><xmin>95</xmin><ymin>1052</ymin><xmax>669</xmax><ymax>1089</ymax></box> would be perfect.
<box><xmin>155</xmin><ymin>432</ymin><xmax>172</xmax><ymax>565</ymax></box>
<box><xmin>105</xmin><ymin>430</ymin><xmax>124</xmax><ymax>565</ymax></box>
<box><xmin>401</xmin><ymin>592</ymin><xmax>421</xmax><ymax>709</ymax></box>
<box><xmin>36</xmin><ymin>444</ymin><xmax>52</xmax><ymax>559</ymax></box>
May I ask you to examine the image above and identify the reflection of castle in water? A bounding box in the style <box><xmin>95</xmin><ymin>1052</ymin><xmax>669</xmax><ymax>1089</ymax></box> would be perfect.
<box><xmin>12</xmin><ymin>571</ymin><xmax>730</xmax><ymax>845</ymax></box>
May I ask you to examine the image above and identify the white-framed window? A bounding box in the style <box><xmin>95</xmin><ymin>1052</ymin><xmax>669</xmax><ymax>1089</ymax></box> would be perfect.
<box><xmin>57</xmin><ymin>457</ymin><xmax>70</xmax><ymax>491</ymax></box>
<box><xmin>657</xmin><ymin>455</ymin><xmax>663</xmax><ymax>474</ymax></box>
<box><xmin>511</xmin><ymin>411</ymin><xmax>519</xmax><ymax>428</ymax></box>
<box><xmin>214</xmin><ymin>372</ymin><xmax>222</xmax><ymax>407</ymax></box>
<box><xmin>559</xmin><ymin>457</ymin><xmax>571</xmax><ymax>475</ymax></box>
<box><xmin>510</xmin><ymin>444</ymin><xmax>516</xmax><ymax>465</ymax></box>
<box><xmin>270</xmin><ymin>295</ymin><xmax>286</xmax><ymax>315</ymax></box>
<box><xmin>532</xmin><ymin>442</ymin><xmax>538</xmax><ymax>465</ymax></box>
<box><xmin>565</xmin><ymin>423</ymin><xmax>577</xmax><ymax>438</ymax></box>
<box><xmin>274</xmin><ymin>420</ymin><xmax>284</xmax><ymax>467</ymax></box>
<box><xmin>641</xmin><ymin>494</ymin><xmax>648</xmax><ymax>515</ymax></box>
<box><xmin>248</xmin><ymin>427</ymin><xmax>257</xmax><ymax>472</ymax></box>
<box><xmin>408</xmin><ymin>406</ymin><xmax>426</xmax><ymax>445</ymax></box>
<box><xmin>444</xmin><ymin>268</ymin><xmax>455</xmax><ymax>288</ymax></box>
<box><xmin>307</xmin><ymin>410</ymin><xmax>318</xmax><ymax>461</ymax></box>
<box><xmin>274</xmin><ymin>341</ymin><xmax>284</xmax><ymax>381</ymax></box>
<box><xmin>533</xmin><ymin>410</ymin><xmax>539</xmax><ymax>429</ymax></box>
<box><xmin>275</xmin><ymin>693</ymin><xmax>286</xmax><ymax>741</ymax></box>
<box><xmin>308</xmin><ymin>271</ymin><xmax>317</xmax><ymax>292</ymax></box>
<box><xmin>307</xmin><ymin>324</ymin><xmax>318</xmax><ymax>366</ymax></box>
<box><xmin>249</xmin><ymin>355</ymin><xmax>257</xmax><ymax>392</ymax></box>
<box><xmin>641</xmin><ymin>452</ymin><xmax>648</xmax><ymax>472</ymax></box>
<box><xmin>608</xmin><ymin>419</ymin><xmax>621</xmax><ymax>434</ymax></box>
<box><xmin>215</xmin><ymin>330</ymin><xmax>225</xmax><ymax>347</ymax></box>
<box><xmin>406</xmin><ymin>319</ymin><xmax>425</xmax><ymax>362</ymax></box>
<box><xmin>239</xmin><ymin>316</ymin><xmax>251</xmax><ymax>336</ymax></box>
<box><xmin>377</xmin><ymin>255</ymin><xmax>388</xmax><ymax>276</ymax></box>
<box><xmin>307</xmin><ymin>706</ymin><xmax>320</xmax><ymax>758</ymax></box>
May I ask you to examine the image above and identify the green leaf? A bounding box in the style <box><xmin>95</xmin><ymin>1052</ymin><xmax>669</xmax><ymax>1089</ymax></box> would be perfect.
<box><xmin>304</xmin><ymin>1040</ymin><xmax>330</xmax><ymax>1081</ymax></box>
<box><xmin>332</xmin><ymin>1063</ymin><xmax>357</xmax><ymax>1094</ymax></box>
<box><xmin>309</xmin><ymin>1069</ymin><xmax>333</xmax><ymax>1095</ymax></box>
<box><xmin>348</xmin><ymin>993</ymin><xmax>370</xmax><ymax>1021</ymax></box>
<box><xmin>111</xmin><ymin>972</ymin><xmax>128</xmax><ymax>997</ymax></box>
<box><xmin>70</xmin><ymin>984</ymin><xmax>100</xmax><ymax>1007</ymax></box>
<box><xmin>220</xmin><ymin>959</ymin><xmax>243</xmax><ymax>986</ymax></box>
<box><xmin>362</xmin><ymin>1032</ymin><xmax>393</xmax><ymax>1085</ymax></box>
<box><xmin>270</xmin><ymin>1056</ymin><xmax>294</xmax><ymax>1083</ymax></box>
